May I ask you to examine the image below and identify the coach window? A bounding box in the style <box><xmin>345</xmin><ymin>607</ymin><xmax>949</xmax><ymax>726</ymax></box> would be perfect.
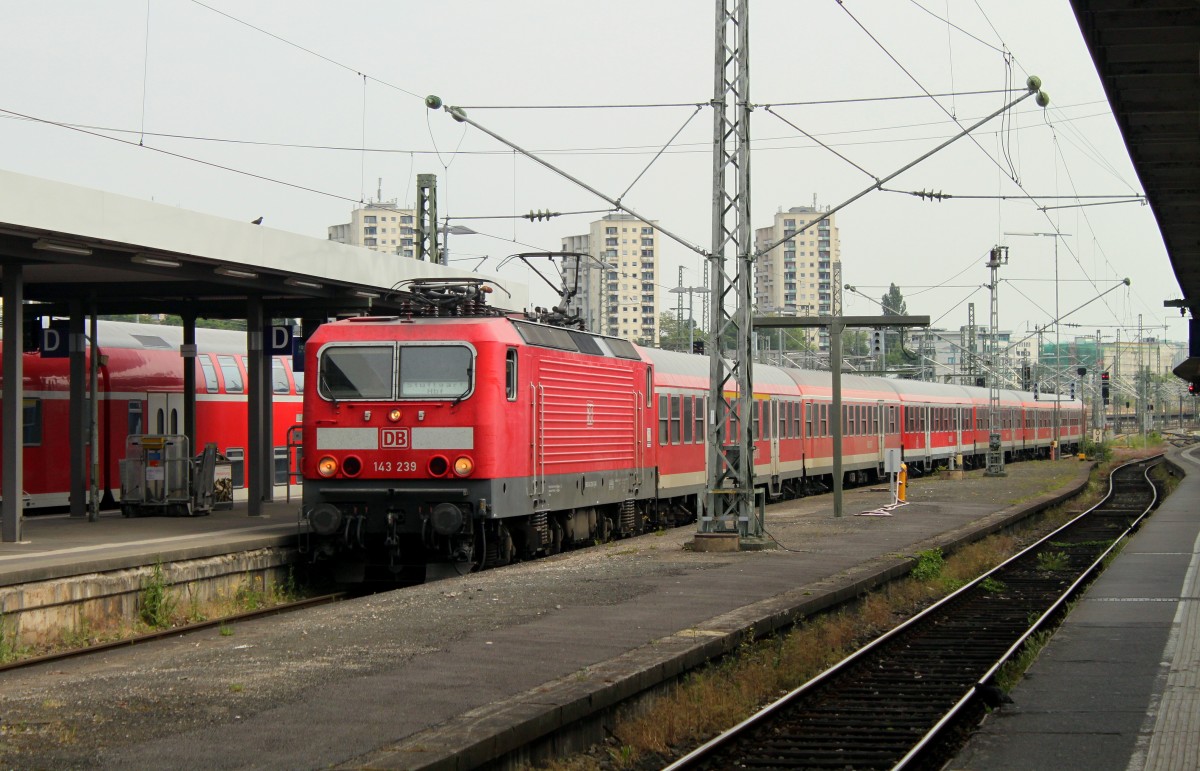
<box><xmin>659</xmin><ymin>394</ymin><xmax>669</xmax><ymax>445</ymax></box>
<box><xmin>805</xmin><ymin>403</ymin><xmax>813</xmax><ymax>438</ymax></box>
<box><xmin>694</xmin><ymin>396</ymin><xmax>705</xmax><ymax>443</ymax></box>
<box><xmin>218</xmin><ymin>355</ymin><xmax>244</xmax><ymax>394</ymax></box>
<box><xmin>226</xmin><ymin>448</ymin><xmax>245</xmax><ymax>488</ymax></box>
<box><xmin>670</xmin><ymin>395</ymin><xmax>682</xmax><ymax>444</ymax></box>
<box><xmin>505</xmin><ymin>349</ymin><xmax>518</xmax><ymax>401</ymax></box>
<box><xmin>128</xmin><ymin>400</ymin><xmax>143</xmax><ymax>436</ymax></box>
<box><xmin>272</xmin><ymin>359</ymin><xmax>290</xmax><ymax>394</ymax></box>
<box><xmin>199</xmin><ymin>357</ymin><xmax>217</xmax><ymax>393</ymax></box>
<box><xmin>779</xmin><ymin>401</ymin><xmax>788</xmax><ymax>438</ymax></box>
<box><xmin>646</xmin><ymin>367</ymin><xmax>653</xmax><ymax>407</ymax></box>
<box><xmin>683</xmin><ymin>395</ymin><xmax>693</xmax><ymax>443</ymax></box>
<box><xmin>819</xmin><ymin>403</ymin><xmax>828</xmax><ymax>436</ymax></box>
<box><xmin>22</xmin><ymin>398</ymin><xmax>42</xmax><ymax>446</ymax></box>
<box><xmin>273</xmin><ymin>447</ymin><xmax>289</xmax><ymax>486</ymax></box>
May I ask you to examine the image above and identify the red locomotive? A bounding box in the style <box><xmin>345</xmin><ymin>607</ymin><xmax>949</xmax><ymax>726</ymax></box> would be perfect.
<box><xmin>0</xmin><ymin>320</ymin><xmax>303</xmax><ymax>510</ymax></box>
<box><xmin>300</xmin><ymin>280</ymin><xmax>1083</xmax><ymax>583</ymax></box>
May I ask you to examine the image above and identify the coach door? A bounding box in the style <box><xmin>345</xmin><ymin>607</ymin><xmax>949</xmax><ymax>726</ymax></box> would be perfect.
<box><xmin>147</xmin><ymin>392</ymin><xmax>184</xmax><ymax>436</ymax></box>
<box><xmin>768</xmin><ymin>400</ymin><xmax>781</xmax><ymax>482</ymax></box>
<box><xmin>876</xmin><ymin>400</ymin><xmax>886</xmax><ymax>470</ymax></box>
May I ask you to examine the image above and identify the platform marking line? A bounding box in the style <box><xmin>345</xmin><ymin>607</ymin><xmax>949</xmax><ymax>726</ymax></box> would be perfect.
<box><xmin>1132</xmin><ymin>507</ymin><xmax>1200</xmax><ymax>771</ymax></box>
<box><xmin>0</xmin><ymin>524</ymin><xmax>294</xmax><ymax>561</ymax></box>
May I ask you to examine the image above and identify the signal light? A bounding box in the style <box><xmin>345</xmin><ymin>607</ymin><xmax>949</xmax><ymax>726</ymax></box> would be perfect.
<box><xmin>317</xmin><ymin>456</ymin><xmax>338</xmax><ymax>477</ymax></box>
<box><xmin>388</xmin><ymin>408</ymin><xmax>403</xmax><ymax>422</ymax></box>
<box><xmin>870</xmin><ymin>329</ymin><xmax>883</xmax><ymax>356</ymax></box>
<box><xmin>453</xmin><ymin>456</ymin><xmax>474</xmax><ymax>477</ymax></box>
<box><xmin>1190</xmin><ymin>382</ymin><xmax>1197</xmax><ymax>395</ymax></box>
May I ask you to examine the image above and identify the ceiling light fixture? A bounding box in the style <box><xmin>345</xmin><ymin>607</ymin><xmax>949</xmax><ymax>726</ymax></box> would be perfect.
<box><xmin>131</xmin><ymin>254</ymin><xmax>183</xmax><ymax>269</ymax></box>
<box><xmin>32</xmin><ymin>238</ymin><xmax>92</xmax><ymax>256</ymax></box>
<box><xmin>215</xmin><ymin>266</ymin><xmax>259</xmax><ymax>280</ymax></box>
<box><xmin>352</xmin><ymin>289</ymin><xmax>380</xmax><ymax>299</ymax></box>
<box><xmin>284</xmin><ymin>277</ymin><xmax>324</xmax><ymax>290</ymax></box>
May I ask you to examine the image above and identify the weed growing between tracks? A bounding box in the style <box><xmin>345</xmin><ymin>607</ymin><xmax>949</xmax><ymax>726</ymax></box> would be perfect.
<box><xmin>535</xmin><ymin>460</ymin><xmax>1147</xmax><ymax>771</ymax></box>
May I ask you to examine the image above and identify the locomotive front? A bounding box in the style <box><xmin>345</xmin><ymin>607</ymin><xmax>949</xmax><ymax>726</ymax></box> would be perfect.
<box><xmin>300</xmin><ymin>314</ymin><xmax>513</xmax><ymax>582</ymax></box>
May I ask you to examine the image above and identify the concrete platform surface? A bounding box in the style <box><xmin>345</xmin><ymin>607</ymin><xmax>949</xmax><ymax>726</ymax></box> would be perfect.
<box><xmin>0</xmin><ymin>498</ymin><xmax>301</xmax><ymax>587</ymax></box>
<box><xmin>0</xmin><ymin>460</ymin><xmax>1096</xmax><ymax>770</ymax></box>
<box><xmin>954</xmin><ymin>444</ymin><xmax>1200</xmax><ymax>771</ymax></box>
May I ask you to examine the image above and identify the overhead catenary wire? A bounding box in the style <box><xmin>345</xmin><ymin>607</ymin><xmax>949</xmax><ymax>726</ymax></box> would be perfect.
<box><xmin>0</xmin><ymin>102</ymin><xmax>1114</xmax><ymax>160</ymax></box>
<box><xmin>187</xmin><ymin>0</ymin><xmax>425</xmax><ymax>101</ymax></box>
<box><xmin>0</xmin><ymin>106</ymin><xmax>361</xmax><ymax>204</ymax></box>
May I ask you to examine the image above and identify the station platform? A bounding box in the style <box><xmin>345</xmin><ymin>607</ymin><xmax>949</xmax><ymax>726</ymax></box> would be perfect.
<box><xmin>0</xmin><ymin>497</ymin><xmax>302</xmax><ymax>588</ymax></box>
<box><xmin>954</xmin><ymin>443</ymin><xmax>1200</xmax><ymax>771</ymax></box>
<box><xmin>0</xmin><ymin>458</ymin><xmax>1135</xmax><ymax>770</ymax></box>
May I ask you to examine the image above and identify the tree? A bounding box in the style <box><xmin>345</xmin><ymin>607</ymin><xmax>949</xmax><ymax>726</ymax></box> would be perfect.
<box><xmin>881</xmin><ymin>283</ymin><xmax>907</xmax><ymax>316</ymax></box>
<box><xmin>658</xmin><ymin>311</ymin><xmax>703</xmax><ymax>352</ymax></box>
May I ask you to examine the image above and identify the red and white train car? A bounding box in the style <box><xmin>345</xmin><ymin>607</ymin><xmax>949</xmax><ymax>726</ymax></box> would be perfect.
<box><xmin>299</xmin><ymin>283</ymin><xmax>1083</xmax><ymax>582</ymax></box>
<box><xmin>0</xmin><ymin>320</ymin><xmax>303</xmax><ymax>510</ymax></box>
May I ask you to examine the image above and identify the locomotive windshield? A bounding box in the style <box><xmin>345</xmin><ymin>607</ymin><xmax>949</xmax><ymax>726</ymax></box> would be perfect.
<box><xmin>317</xmin><ymin>343</ymin><xmax>473</xmax><ymax>400</ymax></box>
<box><xmin>318</xmin><ymin>345</ymin><xmax>394</xmax><ymax>400</ymax></box>
<box><xmin>399</xmin><ymin>345</ymin><xmax>473</xmax><ymax>398</ymax></box>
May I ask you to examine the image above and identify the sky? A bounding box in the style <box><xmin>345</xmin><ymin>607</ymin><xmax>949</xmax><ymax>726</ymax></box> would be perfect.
<box><xmin>0</xmin><ymin>0</ymin><xmax>1185</xmax><ymax>349</ymax></box>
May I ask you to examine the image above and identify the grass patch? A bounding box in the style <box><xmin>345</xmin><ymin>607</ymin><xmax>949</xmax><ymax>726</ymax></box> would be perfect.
<box><xmin>1036</xmin><ymin>551</ymin><xmax>1070</xmax><ymax>571</ymax></box>
<box><xmin>996</xmin><ymin>629</ymin><xmax>1054</xmax><ymax>691</ymax></box>
<box><xmin>139</xmin><ymin>561</ymin><xmax>178</xmax><ymax>629</ymax></box>
<box><xmin>978</xmin><ymin>577</ymin><xmax>1007</xmax><ymax>593</ymax></box>
<box><xmin>0</xmin><ymin>612</ymin><xmax>28</xmax><ymax>664</ymax></box>
<box><xmin>910</xmin><ymin>548</ymin><xmax>945</xmax><ymax>581</ymax></box>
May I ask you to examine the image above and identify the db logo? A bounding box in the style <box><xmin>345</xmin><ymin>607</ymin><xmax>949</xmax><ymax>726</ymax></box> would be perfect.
<box><xmin>380</xmin><ymin>428</ymin><xmax>410</xmax><ymax>449</ymax></box>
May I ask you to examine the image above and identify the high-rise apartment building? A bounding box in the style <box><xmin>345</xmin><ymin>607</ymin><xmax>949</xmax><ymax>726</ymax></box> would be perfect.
<box><xmin>328</xmin><ymin>201</ymin><xmax>417</xmax><ymax>258</ymax></box>
<box><xmin>563</xmin><ymin>214</ymin><xmax>660</xmax><ymax>344</ymax></box>
<box><xmin>754</xmin><ymin>206</ymin><xmax>841</xmax><ymax>350</ymax></box>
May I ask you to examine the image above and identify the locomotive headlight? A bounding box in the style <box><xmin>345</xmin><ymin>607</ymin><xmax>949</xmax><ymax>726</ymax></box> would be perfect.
<box><xmin>388</xmin><ymin>408</ymin><xmax>402</xmax><ymax>422</ymax></box>
<box><xmin>317</xmin><ymin>456</ymin><xmax>339</xmax><ymax>477</ymax></box>
<box><xmin>453</xmin><ymin>455</ymin><xmax>474</xmax><ymax>477</ymax></box>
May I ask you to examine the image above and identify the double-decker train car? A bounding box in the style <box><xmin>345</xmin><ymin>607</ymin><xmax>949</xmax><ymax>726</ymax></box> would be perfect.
<box><xmin>299</xmin><ymin>280</ymin><xmax>1083</xmax><ymax>583</ymax></box>
<box><xmin>0</xmin><ymin>320</ymin><xmax>303</xmax><ymax>510</ymax></box>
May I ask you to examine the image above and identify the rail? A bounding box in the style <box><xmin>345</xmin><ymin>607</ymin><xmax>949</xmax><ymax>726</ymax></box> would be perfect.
<box><xmin>665</xmin><ymin>455</ymin><xmax>1163</xmax><ymax>770</ymax></box>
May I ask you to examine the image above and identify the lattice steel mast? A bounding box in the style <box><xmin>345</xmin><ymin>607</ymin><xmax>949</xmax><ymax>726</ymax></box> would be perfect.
<box><xmin>985</xmin><ymin>246</ymin><xmax>1008</xmax><ymax>477</ymax></box>
<box><xmin>702</xmin><ymin>0</ymin><xmax>759</xmax><ymax>539</ymax></box>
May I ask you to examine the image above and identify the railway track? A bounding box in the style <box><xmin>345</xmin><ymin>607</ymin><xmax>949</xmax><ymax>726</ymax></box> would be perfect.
<box><xmin>0</xmin><ymin>592</ymin><xmax>346</xmax><ymax>674</ymax></box>
<box><xmin>665</xmin><ymin>456</ymin><xmax>1164</xmax><ymax>771</ymax></box>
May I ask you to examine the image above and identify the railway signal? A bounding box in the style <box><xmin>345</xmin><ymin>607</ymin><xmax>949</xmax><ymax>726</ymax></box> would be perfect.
<box><xmin>1102</xmin><ymin>371</ymin><xmax>1110</xmax><ymax>404</ymax></box>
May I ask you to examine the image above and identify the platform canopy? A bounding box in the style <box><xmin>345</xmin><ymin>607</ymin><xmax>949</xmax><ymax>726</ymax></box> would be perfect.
<box><xmin>1068</xmin><ymin>0</ymin><xmax>1200</xmax><ymax>380</ymax></box>
<box><xmin>0</xmin><ymin>168</ymin><xmax>528</xmax><ymax>317</ymax></box>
